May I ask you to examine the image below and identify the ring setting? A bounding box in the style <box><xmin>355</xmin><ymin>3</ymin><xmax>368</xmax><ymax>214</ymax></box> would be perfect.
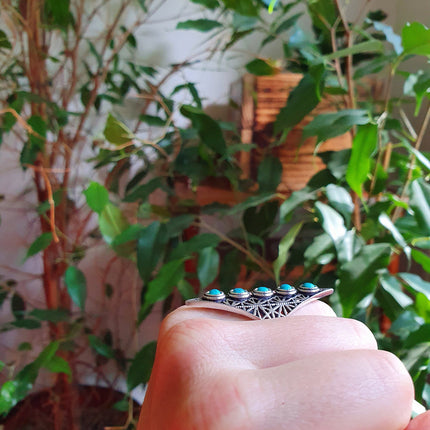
<box><xmin>186</xmin><ymin>283</ymin><xmax>334</xmax><ymax>320</ymax></box>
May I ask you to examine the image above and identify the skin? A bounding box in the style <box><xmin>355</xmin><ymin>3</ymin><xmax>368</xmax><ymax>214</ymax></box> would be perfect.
<box><xmin>138</xmin><ymin>301</ymin><xmax>430</xmax><ymax>430</ymax></box>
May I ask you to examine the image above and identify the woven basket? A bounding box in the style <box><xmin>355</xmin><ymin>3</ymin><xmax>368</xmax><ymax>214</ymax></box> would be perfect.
<box><xmin>240</xmin><ymin>73</ymin><xmax>352</xmax><ymax>194</ymax></box>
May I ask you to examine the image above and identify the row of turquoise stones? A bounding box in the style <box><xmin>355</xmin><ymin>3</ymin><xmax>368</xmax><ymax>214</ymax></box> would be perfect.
<box><xmin>203</xmin><ymin>283</ymin><xmax>319</xmax><ymax>301</ymax></box>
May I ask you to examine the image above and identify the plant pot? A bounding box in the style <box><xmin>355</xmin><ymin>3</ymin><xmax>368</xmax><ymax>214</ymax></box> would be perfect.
<box><xmin>0</xmin><ymin>385</ymin><xmax>140</xmax><ymax>430</ymax></box>
<box><xmin>240</xmin><ymin>73</ymin><xmax>352</xmax><ymax>194</ymax></box>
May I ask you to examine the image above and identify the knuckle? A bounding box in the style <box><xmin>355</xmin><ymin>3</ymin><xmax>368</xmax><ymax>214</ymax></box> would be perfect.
<box><xmin>347</xmin><ymin>319</ymin><xmax>378</xmax><ymax>349</ymax></box>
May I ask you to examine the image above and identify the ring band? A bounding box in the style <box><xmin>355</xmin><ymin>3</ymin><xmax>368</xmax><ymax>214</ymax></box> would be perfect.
<box><xmin>185</xmin><ymin>283</ymin><xmax>334</xmax><ymax>320</ymax></box>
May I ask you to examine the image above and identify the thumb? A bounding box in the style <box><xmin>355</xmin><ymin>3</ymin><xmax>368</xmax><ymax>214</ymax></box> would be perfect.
<box><xmin>405</xmin><ymin>411</ymin><xmax>430</xmax><ymax>430</ymax></box>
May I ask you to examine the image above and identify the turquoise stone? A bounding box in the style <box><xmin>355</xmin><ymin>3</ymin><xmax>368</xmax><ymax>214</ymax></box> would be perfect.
<box><xmin>232</xmin><ymin>288</ymin><xmax>246</xmax><ymax>293</ymax></box>
<box><xmin>302</xmin><ymin>282</ymin><xmax>315</xmax><ymax>289</ymax></box>
<box><xmin>280</xmin><ymin>284</ymin><xmax>293</xmax><ymax>290</ymax></box>
<box><xmin>207</xmin><ymin>289</ymin><xmax>222</xmax><ymax>295</ymax></box>
<box><xmin>255</xmin><ymin>286</ymin><xmax>271</xmax><ymax>292</ymax></box>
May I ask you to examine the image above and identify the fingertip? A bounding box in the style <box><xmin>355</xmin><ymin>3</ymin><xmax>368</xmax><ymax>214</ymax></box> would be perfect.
<box><xmin>406</xmin><ymin>411</ymin><xmax>430</xmax><ymax>430</ymax></box>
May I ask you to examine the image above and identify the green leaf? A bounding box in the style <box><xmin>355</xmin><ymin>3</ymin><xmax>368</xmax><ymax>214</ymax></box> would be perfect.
<box><xmin>273</xmin><ymin>222</ymin><xmax>303</xmax><ymax>284</ymax></box>
<box><xmin>137</xmin><ymin>222</ymin><xmax>168</xmax><ymax>284</ymax></box>
<box><xmin>103</xmin><ymin>114</ymin><xmax>134</xmax><ymax>145</ymax></box>
<box><xmin>99</xmin><ymin>203</ymin><xmax>130</xmax><ymax>245</ymax></box>
<box><xmin>338</xmin><ymin>244</ymin><xmax>391</xmax><ymax>316</ymax></box>
<box><xmin>84</xmin><ymin>182</ymin><xmax>109</xmax><ymax>214</ymax></box>
<box><xmin>326</xmin><ymin>184</ymin><xmax>353</xmax><ymax>225</ymax></box>
<box><xmin>402</xmin><ymin>22</ymin><xmax>430</xmax><ymax>56</ymax></box>
<box><xmin>345</xmin><ymin>124</ymin><xmax>378</xmax><ymax>198</ymax></box>
<box><xmin>245</xmin><ymin>58</ymin><xmax>277</xmax><ymax>76</ymax></box>
<box><xmin>400</xmin><ymin>273</ymin><xmax>430</xmax><ymax>300</ymax></box>
<box><xmin>275</xmin><ymin>13</ymin><xmax>303</xmax><ymax>34</ymax></box>
<box><xmin>405</xmin><ymin>324</ymin><xmax>430</xmax><ymax>348</ymax></box>
<box><xmin>20</xmin><ymin>116</ymin><xmax>47</xmax><ymax>168</ymax></box>
<box><xmin>11</xmin><ymin>293</ymin><xmax>26</xmax><ymax>320</ymax></box>
<box><xmin>0</xmin><ymin>30</ymin><xmax>12</xmax><ymax>50</ymax></box>
<box><xmin>409</xmin><ymin>179</ymin><xmax>430</xmax><ymax>235</ymax></box>
<box><xmin>180</xmin><ymin>105</ymin><xmax>226</xmax><ymax>155</ymax></box>
<box><xmin>18</xmin><ymin>342</ymin><xmax>32</xmax><ymax>351</ymax></box>
<box><xmin>30</xmin><ymin>308</ymin><xmax>69</xmax><ymax>322</ymax></box>
<box><xmin>44</xmin><ymin>355</ymin><xmax>71</xmax><ymax>376</ymax></box>
<box><xmin>379</xmin><ymin>213</ymin><xmax>411</xmax><ymax>258</ymax></box>
<box><xmin>221</xmin><ymin>0</ymin><xmax>259</xmax><ymax>16</ymax></box>
<box><xmin>113</xmin><ymin>398</ymin><xmax>129</xmax><ymax>411</ymax></box>
<box><xmin>303</xmin><ymin>110</ymin><xmax>370</xmax><ymax>145</ymax></box>
<box><xmin>37</xmin><ymin>189</ymin><xmax>63</xmax><ymax>214</ymax></box>
<box><xmin>140</xmin><ymin>259</ymin><xmax>185</xmax><ymax>319</ymax></box>
<box><xmin>412</xmin><ymin>249</ymin><xmax>430</xmax><ymax>273</ymax></box>
<box><xmin>64</xmin><ymin>266</ymin><xmax>87</xmax><ymax>310</ymax></box>
<box><xmin>257</xmin><ymin>156</ymin><xmax>283</xmax><ymax>192</ymax></box>
<box><xmin>11</xmin><ymin>319</ymin><xmax>41</xmax><ymax>329</ymax></box>
<box><xmin>197</xmin><ymin>247</ymin><xmax>220</xmax><ymax>288</ymax></box>
<box><xmin>88</xmin><ymin>334</ymin><xmax>114</xmax><ymax>358</ymax></box>
<box><xmin>43</xmin><ymin>0</ymin><xmax>71</xmax><ymax>28</ymax></box>
<box><xmin>304</xmin><ymin>233</ymin><xmax>334</xmax><ymax>268</ymax></box>
<box><xmin>315</xmin><ymin>201</ymin><xmax>347</xmax><ymax>245</ymax></box>
<box><xmin>35</xmin><ymin>341</ymin><xmax>60</xmax><ymax>367</ymax></box>
<box><xmin>176</xmin><ymin>19</ymin><xmax>222</xmax><ymax>32</ymax></box>
<box><xmin>378</xmin><ymin>274</ymin><xmax>414</xmax><ymax>320</ymax></box>
<box><xmin>139</xmin><ymin>114</ymin><xmax>166</xmax><ymax>127</ymax></box>
<box><xmin>228</xmin><ymin>193</ymin><xmax>277</xmax><ymax>215</ymax></box>
<box><xmin>124</xmin><ymin>178</ymin><xmax>166</xmax><ymax>202</ymax></box>
<box><xmin>25</xmin><ymin>232</ymin><xmax>53</xmax><ymax>260</ymax></box>
<box><xmin>189</xmin><ymin>0</ymin><xmax>219</xmax><ymax>9</ymax></box>
<box><xmin>111</xmin><ymin>224</ymin><xmax>144</xmax><ymax>247</ymax></box>
<box><xmin>177</xmin><ymin>279</ymin><xmax>196</xmax><ymax>300</ymax></box>
<box><xmin>274</xmin><ymin>70</ymin><xmax>324</xmax><ymax>135</ymax></box>
<box><xmin>127</xmin><ymin>341</ymin><xmax>157</xmax><ymax>391</ymax></box>
<box><xmin>279</xmin><ymin>188</ymin><xmax>316</xmax><ymax>220</ymax></box>
<box><xmin>170</xmin><ymin>234</ymin><xmax>220</xmax><ymax>261</ymax></box>
<box><xmin>325</xmin><ymin>40</ymin><xmax>384</xmax><ymax>60</ymax></box>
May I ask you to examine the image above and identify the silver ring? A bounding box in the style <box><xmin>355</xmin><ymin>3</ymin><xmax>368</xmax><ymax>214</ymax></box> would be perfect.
<box><xmin>185</xmin><ymin>283</ymin><xmax>334</xmax><ymax>320</ymax></box>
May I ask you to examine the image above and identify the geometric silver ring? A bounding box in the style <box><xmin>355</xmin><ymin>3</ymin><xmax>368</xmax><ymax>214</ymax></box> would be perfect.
<box><xmin>185</xmin><ymin>283</ymin><xmax>334</xmax><ymax>320</ymax></box>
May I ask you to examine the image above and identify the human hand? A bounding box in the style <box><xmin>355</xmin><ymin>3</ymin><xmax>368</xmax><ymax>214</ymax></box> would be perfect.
<box><xmin>138</xmin><ymin>301</ymin><xmax>429</xmax><ymax>430</ymax></box>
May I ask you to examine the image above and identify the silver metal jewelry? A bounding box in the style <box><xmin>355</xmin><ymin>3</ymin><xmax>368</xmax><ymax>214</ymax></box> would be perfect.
<box><xmin>185</xmin><ymin>283</ymin><xmax>334</xmax><ymax>320</ymax></box>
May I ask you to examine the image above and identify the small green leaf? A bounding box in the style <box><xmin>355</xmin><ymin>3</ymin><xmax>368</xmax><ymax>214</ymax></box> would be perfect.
<box><xmin>103</xmin><ymin>114</ymin><xmax>134</xmax><ymax>145</ymax></box>
<box><xmin>113</xmin><ymin>398</ymin><xmax>130</xmax><ymax>411</ymax></box>
<box><xmin>379</xmin><ymin>274</ymin><xmax>414</xmax><ymax>317</ymax></box>
<box><xmin>346</xmin><ymin>124</ymin><xmax>378</xmax><ymax>198</ymax></box>
<box><xmin>273</xmin><ymin>222</ymin><xmax>303</xmax><ymax>284</ymax></box>
<box><xmin>84</xmin><ymin>182</ymin><xmax>109</xmax><ymax>214</ymax></box>
<box><xmin>177</xmin><ymin>19</ymin><xmax>222</xmax><ymax>32</ymax></box>
<box><xmin>379</xmin><ymin>213</ymin><xmax>411</xmax><ymax>259</ymax></box>
<box><xmin>18</xmin><ymin>342</ymin><xmax>32</xmax><ymax>351</ymax></box>
<box><xmin>189</xmin><ymin>0</ymin><xmax>219</xmax><ymax>9</ymax></box>
<box><xmin>35</xmin><ymin>341</ymin><xmax>60</xmax><ymax>367</ymax></box>
<box><xmin>139</xmin><ymin>114</ymin><xmax>166</xmax><ymax>127</ymax></box>
<box><xmin>279</xmin><ymin>188</ymin><xmax>316</xmax><ymax>220</ymax></box>
<box><xmin>405</xmin><ymin>324</ymin><xmax>430</xmax><ymax>348</ymax></box>
<box><xmin>338</xmin><ymin>244</ymin><xmax>391</xmax><ymax>316</ymax></box>
<box><xmin>0</xmin><ymin>30</ymin><xmax>12</xmax><ymax>50</ymax></box>
<box><xmin>275</xmin><ymin>13</ymin><xmax>303</xmax><ymax>34</ymax></box>
<box><xmin>124</xmin><ymin>178</ymin><xmax>165</xmax><ymax>202</ymax></box>
<box><xmin>11</xmin><ymin>293</ymin><xmax>26</xmax><ymax>320</ymax></box>
<box><xmin>64</xmin><ymin>266</ymin><xmax>87</xmax><ymax>310</ymax></box>
<box><xmin>180</xmin><ymin>105</ymin><xmax>227</xmax><ymax>155</ymax></box>
<box><xmin>88</xmin><ymin>334</ymin><xmax>115</xmax><ymax>358</ymax></box>
<box><xmin>325</xmin><ymin>40</ymin><xmax>384</xmax><ymax>60</ymax></box>
<box><xmin>20</xmin><ymin>116</ymin><xmax>47</xmax><ymax>168</ymax></box>
<box><xmin>400</xmin><ymin>273</ymin><xmax>430</xmax><ymax>300</ymax></box>
<box><xmin>409</xmin><ymin>179</ymin><xmax>430</xmax><ymax>235</ymax></box>
<box><xmin>137</xmin><ymin>222</ymin><xmax>168</xmax><ymax>284</ymax></box>
<box><xmin>257</xmin><ymin>156</ymin><xmax>283</xmax><ymax>192</ymax></box>
<box><xmin>228</xmin><ymin>193</ymin><xmax>277</xmax><ymax>215</ymax></box>
<box><xmin>221</xmin><ymin>0</ymin><xmax>258</xmax><ymax>16</ymax></box>
<box><xmin>303</xmin><ymin>110</ymin><xmax>370</xmax><ymax>146</ymax></box>
<box><xmin>99</xmin><ymin>203</ymin><xmax>130</xmax><ymax>245</ymax></box>
<box><xmin>30</xmin><ymin>308</ymin><xmax>69</xmax><ymax>322</ymax></box>
<box><xmin>197</xmin><ymin>247</ymin><xmax>220</xmax><ymax>288</ymax></box>
<box><xmin>402</xmin><ymin>22</ymin><xmax>430</xmax><ymax>56</ymax></box>
<box><xmin>44</xmin><ymin>355</ymin><xmax>71</xmax><ymax>376</ymax></box>
<box><xmin>315</xmin><ymin>201</ymin><xmax>347</xmax><ymax>245</ymax></box>
<box><xmin>245</xmin><ymin>58</ymin><xmax>277</xmax><ymax>76</ymax></box>
<box><xmin>274</xmin><ymin>70</ymin><xmax>324</xmax><ymax>135</ymax></box>
<box><xmin>412</xmin><ymin>249</ymin><xmax>430</xmax><ymax>273</ymax></box>
<box><xmin>140</xmin><ymin>259</ymin><xmax>185</xmax><ymax>319</ymax></box>
<box><xmin>37</xmin><ymin>189</ymin><xmax>63</xmax><ymax>214</ymax></box>
<box><xmin>25</xmin><ymin>232</ymin><xmax>53</xmax><ymax>261</ymax></box>
<box><xmin>170</xmin><ymin>233</ymin><xmax>220</xmax><ymax>261</ymax></box>
<box><xmin>126</xmin><ymin>341</ymin><xmax>157</xmax><ymax>391</ymax></box>
<box><xmin>304</xmin><ymin>233</ymin><xmax>334</xmax><ymax>268</ymax></box>
<box><xmin>326</xmin><ymin>184</ymin><xmax>354</xmax><ymax>225</ymax></box>
<box><xmin>177</xmin><ymin>279</ymin><xmax>196</xmax><ymax>300</ymax></box>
